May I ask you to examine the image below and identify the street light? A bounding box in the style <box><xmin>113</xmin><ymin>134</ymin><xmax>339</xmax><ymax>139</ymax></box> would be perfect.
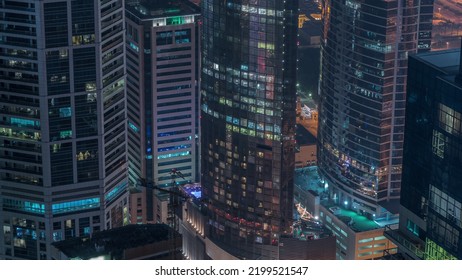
<box><xmin>446</xmin><ymin>42</ymin><xmax>450</xmax><ymax>49</ymax></box>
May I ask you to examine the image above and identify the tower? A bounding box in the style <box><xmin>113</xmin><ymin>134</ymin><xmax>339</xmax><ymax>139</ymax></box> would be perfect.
<box><xmin>0</xmin><ymin>0</ymin><xmax>128</xmax><ymax>259</ymax></box>
<box><xmin>385</xmin><ymin>45</ymin><xmax>462</xmax><ymax>260</ymax></box>
<box><xmin>125</xmin><ymin>0</ymin><xmax>200</xmax><ymax>224</ymax></box>
<box><xmin>318</xmin><ymin>0</ymin><xmax>434</xmax><ymax>219</ymax></box>
<box><xmin>201</xmin><ymin>0</ymin><xmax>299</xmax><ymax>259</ymax></box>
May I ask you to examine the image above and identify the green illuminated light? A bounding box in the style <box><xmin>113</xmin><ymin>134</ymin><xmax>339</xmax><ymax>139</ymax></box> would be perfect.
<box><xmin>167</xmin><ymin>16</ymin><xmax>184</xmax><ymax>25</ymax></box>
<box><xmin>425</xmin><ymin>238</ymin><xmax>457</xmax><ymax>260</ymax></box>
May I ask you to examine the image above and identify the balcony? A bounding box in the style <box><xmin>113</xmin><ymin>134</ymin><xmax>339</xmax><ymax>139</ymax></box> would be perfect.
<box><xmin>383</xmin><ymin>225</ymin><xmax>425</xmax><ymax>259</ymax></box>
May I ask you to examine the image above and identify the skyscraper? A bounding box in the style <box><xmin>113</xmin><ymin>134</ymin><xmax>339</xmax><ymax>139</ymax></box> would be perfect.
<box><xmin>0</xmin><ymin>0</ymin><xmax>128</xmax><ymax>259</ymax></box>
<box><xmin>385</xmin><ymin>45</ymin><xmax>462</xmax><ymax>260</ymax></box>
<box><xmin>200</xmin><ymin>0</ymin><xmax>299</xmax><ymax>259</ymax></box>
<box><xmin>318</xmin><ymin>0</ymin><xmax>434</xmax><ymax>220</ymax></box>
<box><xmin>125</xmin><ymin>0</ymin><xmax>200</xmax><ymax>224</ymax></box>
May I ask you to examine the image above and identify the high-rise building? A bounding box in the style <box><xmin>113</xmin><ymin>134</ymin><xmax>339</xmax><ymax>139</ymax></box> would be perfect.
<box><xmin>318</xmin><ymin>0</ymin><xmax>434</xmax><ymax>220</ymax></box>
<box><xmin>200</xmin><ymin>0</ymin><xmax>299</xmax><ymax>259</ymax></box>
<box><xmin>0</xmin><ymin>0</ymin><xmax>128</xmax><ymax>259</ymax></box>
<box><xmin>385</xmin><ymin>45</ymin><xmax>462</xmax><ymax>260</ymax></box>
<box><xmin>125</xmin><ymin>0</ymin><xmax>200</xmax><ymax>224</ymax></box>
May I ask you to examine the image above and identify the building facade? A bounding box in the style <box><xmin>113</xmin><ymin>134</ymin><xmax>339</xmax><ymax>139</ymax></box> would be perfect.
<box><xmin>200</xmin><ymin>0</ymin><xmax>299</xmax><ymax>259</ymax></box>
<box><xmin>295</xmin><ymin>124</ymin><xmax>317</xmax><ymax>168</ymax></box>
<box><xmin>125</xmin><ymin>0</ymin><xmax>200</xmax><ymax>224</ymax></box>
<box><xmin>317</xmin><ymin>0</ymin><xmax>434</xmax><ymax>220</ymax></box>
<box><xmin>385</xmin><ymin>47</ymin><xmax>462</xmax><ymax>260</ymax></box>
<box><xmin>294</xmin><ymin>166</ymin><xmax>397</xmax><ymax>259</ymax></box>
<box><xmin>0</xmin><ymin>0</ymin><xmax>128</xmax><ymax>259</ymax></box>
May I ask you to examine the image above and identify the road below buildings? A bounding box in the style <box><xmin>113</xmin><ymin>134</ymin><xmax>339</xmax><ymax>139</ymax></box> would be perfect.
<box><xmin>436</xmin><ymin>0</ymin><xmax>462</xmax><ymax>24</ymax></box>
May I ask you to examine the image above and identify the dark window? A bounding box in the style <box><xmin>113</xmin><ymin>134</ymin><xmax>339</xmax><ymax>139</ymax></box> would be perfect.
<box><xmin>156</xmin><ymin>31</ymin><xmax>173</xmax><ymax>45</ymax></box>
<box><xmin>50</xmin><ymin>142</ymin><xmax>73</xmax><ymax>186</ymax></box>
<box><xmin>73</xmin><ymin>48</ymin><xmax>96</xmax><ymax>92</ymax></box>
<box><xmin>44</xmin><ymin>2</ymin><xmax>68</xmax><ymax>48</ymax></box>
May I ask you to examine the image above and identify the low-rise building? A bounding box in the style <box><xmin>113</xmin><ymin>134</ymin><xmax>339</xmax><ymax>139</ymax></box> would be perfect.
<box><xmin>295</xmin><ymin>166</ymin><xmax>397</xmax><ymax>259</ymax></box>
<box><xmin>51</xmin><ymin>224</ymin><xmax>182</xmax><ymax>260</ymax></box>
<box><xmin>295</xmin><ymin>125</ymin><xmax>317</xmax><ymax>168</ymax></box>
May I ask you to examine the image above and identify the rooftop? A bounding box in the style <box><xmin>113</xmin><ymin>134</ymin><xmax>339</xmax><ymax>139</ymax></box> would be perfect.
<box><xmin>296</xmin><ymin>124</ymin><xmax>317</xmax><ymax>146</ymax></box>
<box><xmin>415</xmin><ymin>48</ymin><xmax>460</xmax><ymax>74</ymax></box>
<box><xmin>320</xmin><ymin>201</ymin><xmax>381</xmax><ymax>232</ymax></box>
<box><xmin>126</xmin><ymin>0</ymin><xmax>200</xmax><ymax>20</ymax></box>
<box><xmin>182</xmin><ymin>183</ymin><xmax>202</xmax><ymax>199</ymax></box>
<box><xmin>52</xmin><ymin>224</ymin><xmax>179</xmax><ymax>260</ymax></box>
<box><xmin>294</xmin><ymin>166</ymin><xmax>326</xmax><ymax>195</ymax></box>
<box><xmin>294</xmin><ymin>166</ymin><xmax>388</xmax><ymax>232</ymax></box>
<box><xmin>292</xmin><ymin>218</ymin><xmax>333</xmax><ymax>241</ymax></box>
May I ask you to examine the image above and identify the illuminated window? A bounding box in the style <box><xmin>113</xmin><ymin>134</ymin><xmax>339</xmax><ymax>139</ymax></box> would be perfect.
<box><xmin>59</xmin><ymin>107</ymin><xmax>71</xmax><ymax>117</ymax></box>
<box><xmin>358</xmin><ymin>238</ymin><xmax>373</xmax><ymax>243</ymax></box>
<box><xmin>52</xmin><ymin>198</ymin><xmax>100</xmax><ymax>214</ymax></box>
<box><xmin>432</xmin><ymin>130</ymin><xmax>446</xmax><ymax>159</ymax></box>
<box><xmin>59</xmin><ymin>49</ymin><xmax>68</xmax><ymax>58</ymax></box>
<box><xmin>105</xmin><ymin>182</ymin><xmax>128</xmax><ymax>202</ymax></box>
<box><xmin>429</xmin><ymin>184</ymin><xmax>461</xmax><ymax>226</ymax></box>
<box><xmin>358</xmin><ymin>252</ymin><xmax>372</xmax><ymax>257</ymax></box>
<box><xmin>10</xmin><ymin>117</ymin><xmax>40</xmax><ymax>128</ymax></box>
<box><xmin>129</xmin><ymin>42</ymin><xmax>139</xmax><ymax>52</ymax></box>
<box><xmin>72</xmin><ymin>34</ymin><xmax>95</xmax><ymax>45</ymax></box>
<box><xmin>2</xmin><ymin>199</ymin><xmax>45</xmax><ymax>214</ymax></box>
<box><xmin>439</xmin><ymin>104</ymin><xmax>461</xmax><ymax>135</ymax></box>
<box><xmin>358</xmin><ymin>245</ymin><xmax>372</xmax><ymax>250</ymax></box>
<box><xmin>425</xmin><ymin>238</ymin><xmax>457</xmax><ymax>260</ymax></box>
<box><xmin>60</xmin><ymin>130</ymin><xmax>72</xmax><ymax>139</ymax></box>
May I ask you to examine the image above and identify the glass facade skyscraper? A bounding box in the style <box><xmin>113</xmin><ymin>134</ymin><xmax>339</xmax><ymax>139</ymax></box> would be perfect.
<box><xmin>386</xmin><ymin>47</ymin><xmax>462</xmax><ymax>260</ymax></box>
<box><xmin>200</xmin><ymin>0</ymin><xmax>298</xmax><ymax>259</ymax></box>
<box><xmin>318</xmin><ymin>0</ymin><xmax>434</xmax><ymax>219</ymax></box>
<box><xmin>0</xmin><ymin>0</ymin><xmax>128</xmax><ymax>259</ymax></box>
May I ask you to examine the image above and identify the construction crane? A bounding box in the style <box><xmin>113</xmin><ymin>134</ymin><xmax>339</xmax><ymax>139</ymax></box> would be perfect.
<box><xmin>136</xmin><ymin>169</ymin><xmax>189</xmax><ymax>260</ymax></box>
<box><xmin>167</xmin><ymin>168</ymin><xmax>188</xmax><ymax>231</ymax></box>
<box><xmin>168</xmin><ymin>168</ymin><xmax>188</xmax><ymax>260</ymax></box>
